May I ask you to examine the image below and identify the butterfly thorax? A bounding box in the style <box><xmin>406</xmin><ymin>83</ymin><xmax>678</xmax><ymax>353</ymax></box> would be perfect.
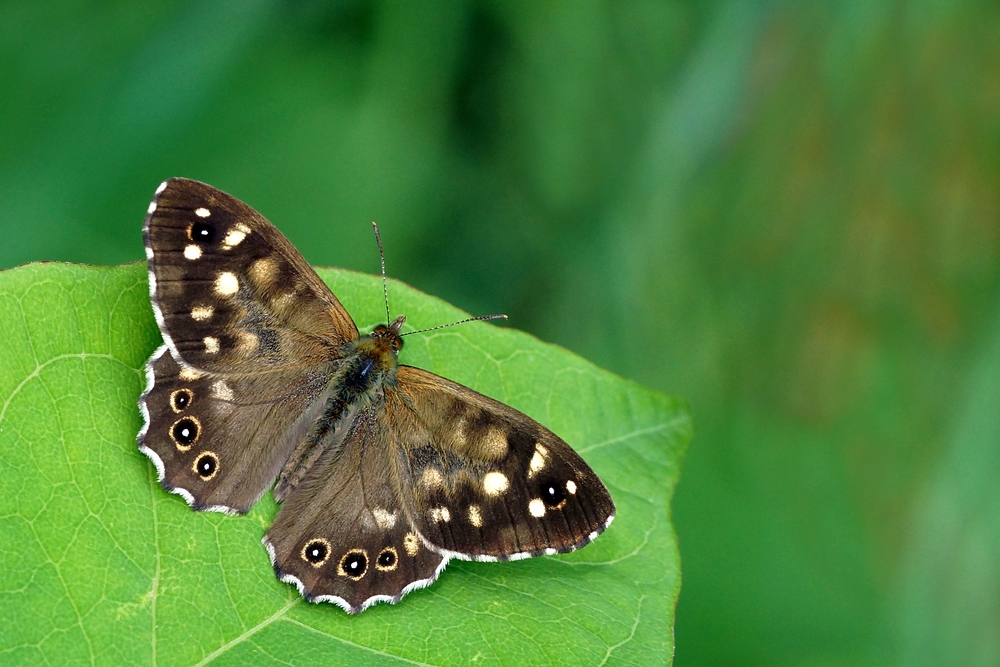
<box><xmin>274</xmin><ymin>316</ymin><xmax>406</xmax><ymax>499</ymax></box>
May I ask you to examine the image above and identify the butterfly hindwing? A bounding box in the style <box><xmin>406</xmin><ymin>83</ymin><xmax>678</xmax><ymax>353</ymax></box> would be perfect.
<box><xmin>144</xmin><ymin>178</ymin><xmax>357</xmax><ymax>373</ymax></box>
<box><xmin>264</xmin><ymin>405</ymin><xmax>448</xmax><ymax>613</ymax></box>
<box><xmin>388</xmin><ymin>367</ymin><xmax>615</xmax><ymax>560</ymax></box>
<box><xmin>139</xmin><ymin>346</ymin><xmax>333</xmax><ymax>513</ymax></box>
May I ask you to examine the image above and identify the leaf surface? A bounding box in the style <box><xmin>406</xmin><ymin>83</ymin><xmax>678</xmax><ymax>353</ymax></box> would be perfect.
<box><xmin>0</xmin><ymin>262</ymin><xmax>691</xmax><ymax>666</ymax></box>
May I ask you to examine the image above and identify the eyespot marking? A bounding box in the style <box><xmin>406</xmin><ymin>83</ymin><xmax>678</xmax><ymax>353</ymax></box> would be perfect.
<box><xmin>483</xmin><ymin>471</ymin><xmax>509</xmax><ymax>496</ymax></box>
<box><xmin>301</xmin><ymin>538</ymin><xmax>331</xmax><ymax>567</ymax></box>
<box><xmin>195</xmin><ymin>207</ymin><xmax>210</xmax><ymax>218</ymax></box>
<box><xmin>403</xmin><ymin>533</ymin><xmax>420</xmax><ymax>556</ymax></box>
<box><xmin>191</xmin><ymin>305</ymin><xmax>214</xmax><ymax>321</ymax></box>
<box><xmin>429</xmin><ymin>507</ymin><xmax>451</xmax><ymax>523</ymax></box>
<box><xmin>528</xmin><ymin>498</ymin><xmax>546</xmax><ymax>518</ymax></box>
<box><xmin>372</xmin><ymin>508</ymin><xmax>396</xmax><ymax>529</ymax></box>
<box><xmin>540</xmin><ymin>480</ymin><xmax>567</xmax><ymax>510</ymax></box>
<box><xmin>189</xmin><ymin>221</ymin><xmax>214</xmax><ymax>243</ymax></box>
<box><xmin>337</xmin><ymin>549</ymin><xmax>368</xmax><ymax>580</ymax></box>
<box><xmin>169</xmin><ymin>388</ymin><xmax>193</xmax><ymax>412</ymax></box>
<box><xmin>193</xmin><ymin>452</ymin><xmax>218</xmax><ymax>480</ymax></box>
<box><xmin>203</xmin><ymin>336</ymin><xmax>220</xmax><ymax>354</ymax></box>
<box><xmin>183</xmin><ymin>244</ymin><xmax>202</xmax><ymax>260</ymax></box>
<box><xmin>468</xmin><ymin>504</ymin><xmax>483</xmax><ymax>528</ymax></box>
<box><xmin>376</xmin><ymin>547</ymin><xmax>399</xmax><ymax>572</ymax></box>
<box><xmin>214</xmin><ymin>272</ymin><xmax>239</xmax><ymax>296</ymax></box>
<box><xmin>170</xmin><ymin>416</ymin><xmax>200</xmax><ymax>451</ymax></box>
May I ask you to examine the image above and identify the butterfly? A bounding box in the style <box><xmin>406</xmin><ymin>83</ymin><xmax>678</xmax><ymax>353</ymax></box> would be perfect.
<box><xmin>137</xmin><ymin>178</ymin><xmax>615</xmax><ymax>613</ymax></box>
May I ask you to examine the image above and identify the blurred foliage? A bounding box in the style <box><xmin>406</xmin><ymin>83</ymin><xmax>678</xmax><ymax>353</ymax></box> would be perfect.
<box><xmin>1</xmin><ymin>0</ymin><xmax>998</xmax><ymax>665</ymax></box>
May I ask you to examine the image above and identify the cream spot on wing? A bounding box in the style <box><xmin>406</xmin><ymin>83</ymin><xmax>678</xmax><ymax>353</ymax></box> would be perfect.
<box><xmin>203</xmin><ymin>336</ymin><xmax>220</xmax><ymax>354</ymax></box>
<box><xmin>528</xmin><ymin>499</ymin><xmax>546</xmax><ymax>517</ymax></box>
<box><xmin>403</xmin><ymin>532</ymin><xmax>420</xmax><ymax>556</ymax></box>
<box><xmin>566</xmin><ymin>480</ymin><xmax>577</xmax><ymax>495</ymax></box>
<box><xmin>483</xmin><ymin>471</ymin><xmax>509</xmax><ymax>496</ymax></box>
<box><xmin>195</xmin><ymin>207</ymin><xmax>210</xmax><ymax>218</ymax></box>
<box><xmin>420</xmin><ymin>467</ymin><xmax>444</xmax><ymax>490</ymax></box>
<box><xmin>429</xmin><ymin>507</ymin><xmax>451</xmax><ymax>523</ymax></box>
<box><xmin>468</xmin><ymin>505</ymin><xmax>483</xmax><ymax>528</ymax></box>
<box><xmin>372</xmin><ymin>508</ymin><xmax>396</xmax><ymax>529</ymax></box>
<box><xmin>221</xmin><ymin>223</ymin><xmax>250</xmax><ymax>249</ymax></box>
<box><xmin>190</xmin><ymin>305</ymin><xmax>214</xmax><ymax>321</ymax></box>
<box><xmin>147</xmin><ymin>202</ymin><xmax>157</xmax><ymax>214</ymax></box>
<box><xmin>481</xmin><ymin>427</ymin><xmax>509</xmax><ymax>459</ymax></box>
<box><xmin>155</xmin><ymin>181</ymin><xmax>168</xmax><ymax>194</ymax></box>
<box><xmin>211</xmin><ymin>380</ymin><xmax>234</xmax><ymax>401</ymax></box>
<box><xmin>528</xmin><ymin>443</ymin><xmax>548</xmax><ymax>478</ymax></box>
<box><xmin>183</xmin><ymin>244</ymin><xmax>202</xmax><ymax>260</ymax></box>
<box><xmin>236</xmin><ymin>330</ymin><xmax>258</xmax><ymax>354</ymax></box>
<box><xmin>214</xmin><ymin>272</ymin><xmax>239</xmax><ymax>296</ymax></box>
<box><xmin>249</xmin><ymin>257</ymin><xmax>278</xmax><ymax>286</ymax></box>
<box><xmin>178</xmin><ymin>366</ymin><xmax>203</xmax><ymax>381</ymax></box>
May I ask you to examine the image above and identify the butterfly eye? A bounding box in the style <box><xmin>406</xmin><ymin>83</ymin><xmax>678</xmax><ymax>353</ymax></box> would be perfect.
<box><xmin>188</xmin><ymin>221</ymin><xmax>215</xmax><ymax>244</ymax></box>
<box><xmin>376</xmin><ymin>547</ymin><xmax>398</xmax><ymax>571</ymax></box>
<box><xmin>540</xmin><ymin>480</ymin><xmax>568</xmax><ymax>510</ymax></box>
<box><xmin>301</xmin><ymin>538</ymin><xmax>332</xmax><ymax>567</ymax></box>
<box><xmin>338</xmin><ymin>549</ymin><xmax>369</xmax><ymax>580</ymax></box>
<box><xmin>170</xmin><ymin>417</ymin><xmax>201</xmax><ymax>451</ymax></box>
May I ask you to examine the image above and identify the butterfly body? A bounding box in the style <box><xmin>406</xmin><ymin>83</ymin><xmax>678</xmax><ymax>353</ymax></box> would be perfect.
<box><xmin>139</xmin><ymin>178</ymin><xmax>615</xmax><ymax>613</ymax></box>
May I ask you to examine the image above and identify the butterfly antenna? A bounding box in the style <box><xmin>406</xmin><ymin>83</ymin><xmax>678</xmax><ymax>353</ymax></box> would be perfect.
<box><xmin>401</xmin><ymin>313</ymin><xmax>508</xmax><ymax>337</ymax></box>
<box><xmin>371</xmin><ymin>221</ymin><xmax>391</xmax><ymax>327</ymax></box>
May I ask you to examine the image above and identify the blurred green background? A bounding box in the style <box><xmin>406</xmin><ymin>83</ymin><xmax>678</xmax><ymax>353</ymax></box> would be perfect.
<box><xmin>3</xmin><ymin>1</ymin><xmax>999</xmax><ymax>664</ymax></box>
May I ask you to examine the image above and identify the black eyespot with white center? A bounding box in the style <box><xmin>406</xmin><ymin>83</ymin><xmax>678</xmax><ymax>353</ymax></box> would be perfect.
<box><xmin>301</xmin><ymin>538</ymin><xmax>331</xmax><ymax>567</ymax></box>
<box><xmin>338</xmin><ymin>549</ymin><xmax>368</xmax><ymax>580</ymax></box>
<box><xmin>170</xmin><ymin>388</ymin><xmax>193</xmax><ymax>412</ymax></box>
<box><xmin>170</xmin><ymin>416</ymin><xmax>200</xmax><ymax>451</ymax></box>
<box><xmin>376</xmin><ymin>547</ymin><xmax>398</xmax><ymax>572</ymax></box>
<box><xmin>540</xmin><ymin>479</ymin><xmax>567</xmax><ymax>510</ymax></box>
<box><xmin>189</xmin><ymin>221</ymin><xmax>215</xmax><ymax>244</ymax></box>
<box><xmin>193</xmin><ymin>452</ymin><xmax>218</xmax><ymax>481</ymax></box>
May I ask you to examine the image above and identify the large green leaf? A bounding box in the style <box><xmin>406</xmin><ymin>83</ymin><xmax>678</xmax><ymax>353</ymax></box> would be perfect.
<box><xmin>0</xmin><ymin>262</ymin><xmax>691</xmax><ymax>666</ymax></box>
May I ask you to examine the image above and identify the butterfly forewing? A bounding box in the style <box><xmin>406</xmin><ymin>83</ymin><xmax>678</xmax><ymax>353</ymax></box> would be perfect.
<box><xmin>388</xmin><ymin>367</ymin><xmax>615</xmax><ymax>560</ymax></box>
<box><xmin>144</xmin><ymin>178</ymin><xmax>357</xmax><ymax>374</ymax></box>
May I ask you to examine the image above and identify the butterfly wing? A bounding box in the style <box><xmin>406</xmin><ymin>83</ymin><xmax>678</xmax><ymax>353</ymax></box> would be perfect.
<box><xmin>140</xmin><ymin>178</ymin><xmax>358</xmax><ymax>513</ymax></box>
<box><xmin>389</xmin><ymin>366</ymin><xmax>615</xmax><ymax>561</ymax></box>
<box><xmin>138</xmin><ymin>346</ymin><xmax>335</xmax><ymax>513</ymax></box>
<box><xmin>145</xmin><ymin>178</ymin><xmax>358</xmax><ymax>373</ymax></box>
<box><xmin>264</xmin><ymin>404</ymin><xmax>448</xmax><ymax>613</ymax></box>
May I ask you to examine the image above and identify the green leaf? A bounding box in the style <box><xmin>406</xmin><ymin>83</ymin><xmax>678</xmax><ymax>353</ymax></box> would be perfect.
<box><xmin>0</xmin><ymin>262</ymin><xmax>691</xmax><ymax>666</ymax></box>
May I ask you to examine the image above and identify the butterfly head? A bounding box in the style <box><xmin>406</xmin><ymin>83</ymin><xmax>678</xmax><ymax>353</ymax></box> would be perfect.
<box><xmin>368</xmin><ymin>314</ymin><xmax>406</xmax><ymax>354</ymax></box>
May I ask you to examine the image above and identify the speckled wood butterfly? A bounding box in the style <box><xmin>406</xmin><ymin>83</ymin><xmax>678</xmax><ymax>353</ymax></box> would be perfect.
<box><xmin>138</xmin><ymin>178</ymin><xmax>615</xmax><ymax>613</ymax></box>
